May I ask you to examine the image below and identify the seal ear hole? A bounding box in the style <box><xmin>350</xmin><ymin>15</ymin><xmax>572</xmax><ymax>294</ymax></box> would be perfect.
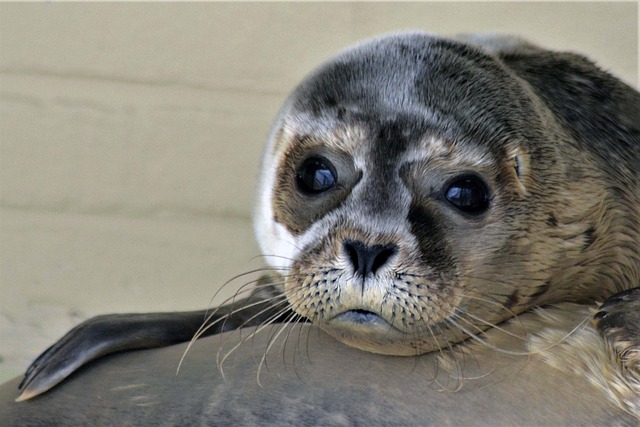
<box><xmin>509</xmin><ymin>148</ymin><xmax>529</xmax><ymax>194</ymax></box>
<box><xmin>514</xmin><ymin>155</ymin><xmax>523</xmax><ymax>179</ymax></box>
<box><xmin>295</xmin><ymin>156</ymin><xmax>337</xmax><ymax>195</ymax></box>
<box><xmin>444</xmin><ymin>174</ymin><xmax>490</xmax><ymax>215</ymax></box>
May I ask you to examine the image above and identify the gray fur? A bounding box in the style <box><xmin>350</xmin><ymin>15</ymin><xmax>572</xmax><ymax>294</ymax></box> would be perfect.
<box><xmin>8</xmin><ymin>32</ymin><xmax>640</xmax><ymax>423</ymax></box>
<box><xmin>2</xmin><ymin>313</ymin><xmax>638</xmax><ymax>426</ymax></box>
<box><xmin>258</xmin><ymin>31</ymin><xmax>638</xmax><ymax>356</ymax></box>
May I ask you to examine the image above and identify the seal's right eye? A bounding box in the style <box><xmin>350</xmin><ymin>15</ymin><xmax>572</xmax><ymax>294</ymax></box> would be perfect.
<box><xmin>296</xmin><ymin>156</ymin><xmax>337</xmax><ymax>194</ymax></box>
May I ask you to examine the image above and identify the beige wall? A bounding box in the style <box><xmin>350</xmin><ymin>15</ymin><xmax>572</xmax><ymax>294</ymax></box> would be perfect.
<box><xmin>1</xmin><ymin>2</ymin><xmax>637</xmax><ymax>382</ymax></box>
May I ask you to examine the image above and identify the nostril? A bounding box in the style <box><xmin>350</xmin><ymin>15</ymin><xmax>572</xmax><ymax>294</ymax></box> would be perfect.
<box><xmin>344</xmin><ymin>241</ymin><xmax>361</xmax><ymax>274</ymax></box>
<box><xmin>343</xmin><ymin>240</ymin><xmax>397</xmax><ymax>278</ymax></box>
<box><xmin>371</xmin><ymin>246</ymin><xmax>396</xmax><ymax>275</ymax></box>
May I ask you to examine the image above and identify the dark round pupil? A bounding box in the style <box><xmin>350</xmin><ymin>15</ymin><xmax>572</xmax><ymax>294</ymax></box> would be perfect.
<box><xmin>445</xmin><ymin>177</ymin><xmax>489</xmax><ymax>214</ymax></box>
<box><xmin>296</xmin><ymin>158</ymin><xmax>336</xmax><ymax>194</ymax></box>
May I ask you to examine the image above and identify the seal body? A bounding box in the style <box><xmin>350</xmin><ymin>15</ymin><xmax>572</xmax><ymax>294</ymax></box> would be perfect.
<box><xmin>3</xmin><ymin>307</ymin><xmax>638</xmax><ymax>426</ymax></box>
<box><xmin>13</xmin><ymin>33</ymin><xmax>640</xmax><ymax>418</ymax></box>
<box><xmin>253</xmin><ymin>32</ymin><xmax>639</xmax><ymax>355</ymax></box>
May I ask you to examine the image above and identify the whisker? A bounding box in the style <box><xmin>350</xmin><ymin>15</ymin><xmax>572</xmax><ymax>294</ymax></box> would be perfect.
<box><xmin>445</xmin><ymin>316</ymin><xmax>533</xmax><ymax>356</ymax></box>
<box><xmin>177</xmin><ymin>281</ymin><xmax>300</xmax><ymax>373</ymax></box>
<box><xmin>455</xmin><ymin>301</ymin><xmax>529</xmax><ymax>342</ymax></box>
<box><xmin>278</xmin><ymin>311</ymin><xmax>304</xmax><ymax>368</ymax></box>
<box><xmin>256</xmin><ymin>312</ymin><xmax>301</xmax><ymax>387</ymax></box>
<box><xmin>416</xmin><ymin>325</ymin><xmax>442</xmax><ymax>383</ymax></box>
<box><xmin>178</xmin><ymin>294</ymin><xmax>289</xmax><ymax>374</ymax></box>
<box><xmin>197</xmin><ymin>282</ymin><xmax>285</xmax><ymax>341</ymax></box>
<box><xmin>216</xmin><ymin>286</ymin><xmax>310</xmax><ymax>378</ymax></box>
<box><xmin>204</xmin><ymin>267</ymin><xmax>286</xmax><ymax>310</ymax></box>
<box><xmin>250</xmin><ymin>254</ymin><xmax>297</xmax><ymax>263</ymax></box>
<box><xmin>252</xmin><ymin>306</ymin><xmax>301</xmax><ymax>376</ymax></box>
<box><xmin>289</xmin><ymin>314</ymin><xmax>310</xmax><ymax>384</ymax></box>
<box><xmin>526</xmin><ymin>308</ymin><xmax>594</xmax><ymax>354</ymax></box>
<box><xmin>213</xmin><ymin>291</ymin><xmax>294</xmax><ymax>354</ymax></box>
<box><xmin>215</xmin><ymin>303</ymin><xmax>293</xmax><ymax>382</ymax></box>
<box><xmin>432</xmin><ymin>321</ymin><xmax>465</xmax><ymax>392</ymax></box>
<box><xmin>197</xmin><ymin>270</ymin><xmax>310</xmax><ymax>337</ymax></box>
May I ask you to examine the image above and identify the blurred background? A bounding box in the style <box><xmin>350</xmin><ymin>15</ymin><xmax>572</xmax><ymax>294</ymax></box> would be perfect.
<box><xmin>1</xmin><ymin>2</ymin><xmax>637</xmax><ymax>383</ymax></box>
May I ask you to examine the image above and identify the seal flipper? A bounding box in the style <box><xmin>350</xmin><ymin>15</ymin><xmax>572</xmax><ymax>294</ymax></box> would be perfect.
<box><xmin>592</xmin><ymin>287</ymin><xmax>640</xmax><ymax>417</ymax></box>
<box><xmin>594</xmin><ymin>287</ymin><xmax>640</xmax><ymax>372</ymax></box>
<box><xmin>17</xmin><ymin>281</ymin><xmax>292</xmax><ymax>401</ymax></box>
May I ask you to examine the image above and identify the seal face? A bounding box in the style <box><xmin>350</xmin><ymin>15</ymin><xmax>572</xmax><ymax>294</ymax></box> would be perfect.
<box><xmin>253</xmin><ymin>32</ymin><xmax>639</xmax><ymax>355</ymax></box>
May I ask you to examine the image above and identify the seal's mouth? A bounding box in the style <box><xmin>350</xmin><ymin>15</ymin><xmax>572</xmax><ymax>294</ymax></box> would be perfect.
<box><xmin>334</xmin><ymin>309</ymin><xmax>384</xmax><ymax>325</ymax></box>
<box><xmin>321</xmin><ymin>309</ymin><xmax>412</xmax><ymax>354</ymax></box>
<box><xmin>328</xmin><ymin>309</ymin><xmax>400</xmax><ymax>333</ymax></box>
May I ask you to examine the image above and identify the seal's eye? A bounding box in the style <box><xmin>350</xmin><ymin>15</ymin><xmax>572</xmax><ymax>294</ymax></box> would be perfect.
<box><xmin>445</xmin><ymin>175</ymin><xmax>490</xmax><ymax>214</ymax></box>
<box><xmin>296</xmin><ymin>156</ymin><xmax>337</xmax><ymax>194</ymax></box>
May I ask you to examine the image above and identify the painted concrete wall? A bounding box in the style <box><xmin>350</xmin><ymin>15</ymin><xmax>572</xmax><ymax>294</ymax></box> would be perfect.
<box><xmin>1</xmin><ymin>2</ymin><xmax>637</xmax><ymax>383</ymax></box>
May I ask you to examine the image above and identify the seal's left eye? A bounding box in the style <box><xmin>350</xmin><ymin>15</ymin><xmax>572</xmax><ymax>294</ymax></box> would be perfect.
<box><xmin>445</xmin><ymin>175</ymin><xmax>490</xmax><ymax>214</ymax></box>
<box><xmin>296</xmin><ymin>156</ymin><xmax>337</xmax><ymax>194</ymax></box>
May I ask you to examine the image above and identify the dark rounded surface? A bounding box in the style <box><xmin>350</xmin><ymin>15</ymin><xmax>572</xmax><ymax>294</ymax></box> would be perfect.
<box><xmin>1</xmin><ymin>324</ymin><xmax>635</xmax><ymax>426</ymax></box>
<box><xmin>296</xmin><ymin>156</ymin><xmax>337</xmax><ymax>194</ymax></box>
<box><xmin>444</xmin><ymin>175</ymin><xmax>490</xmax><ymax>214</ymax></box>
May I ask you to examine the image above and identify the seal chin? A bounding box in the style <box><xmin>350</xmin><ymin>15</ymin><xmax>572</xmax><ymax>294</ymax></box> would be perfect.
<box><xmin>319</xmin><ymin>310</ymin><xmax>419</xmax><ymax>355</ymax></box>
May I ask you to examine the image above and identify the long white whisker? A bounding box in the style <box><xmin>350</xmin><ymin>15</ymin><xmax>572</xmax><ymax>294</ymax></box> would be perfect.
<box><xmin>256</xmin><ymin>312</ymin><xmax>301</xmax><ymax>387</ymax></box>
<box><xmin>216</xmin><ymin>287</ymin><xmax>310</xmax><ymax>378</ymax></box>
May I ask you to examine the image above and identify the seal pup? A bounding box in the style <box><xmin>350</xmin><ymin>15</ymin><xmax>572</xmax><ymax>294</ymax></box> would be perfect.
<box><xmin>15</xmin><ymin>32</ymin><xmax>639</xmax><ymax>416</ymax></box>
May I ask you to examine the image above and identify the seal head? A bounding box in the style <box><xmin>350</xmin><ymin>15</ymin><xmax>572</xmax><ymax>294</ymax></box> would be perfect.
<box><xmin>253</xmin><ymin>32</ymin><xmax>639</xmax><ymax>355</ymax></box>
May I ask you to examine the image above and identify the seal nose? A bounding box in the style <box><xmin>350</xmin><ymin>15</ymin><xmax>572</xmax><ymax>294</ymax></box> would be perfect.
<box><xmin>343</xmin><ymin>240</ymin><xmax>397</xmax><ymax>278</ymax></box>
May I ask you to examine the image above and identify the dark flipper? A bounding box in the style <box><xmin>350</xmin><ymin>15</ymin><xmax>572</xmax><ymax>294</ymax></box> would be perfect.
<box><xmin>17</xmin><ymin>280</ymin><xmax>292</xmax><ymax>401</ymax></box>
<box><xmin>593</xmin><ymin>287</ymin><xmax>640</xmax><ymax>371</ymax></box>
